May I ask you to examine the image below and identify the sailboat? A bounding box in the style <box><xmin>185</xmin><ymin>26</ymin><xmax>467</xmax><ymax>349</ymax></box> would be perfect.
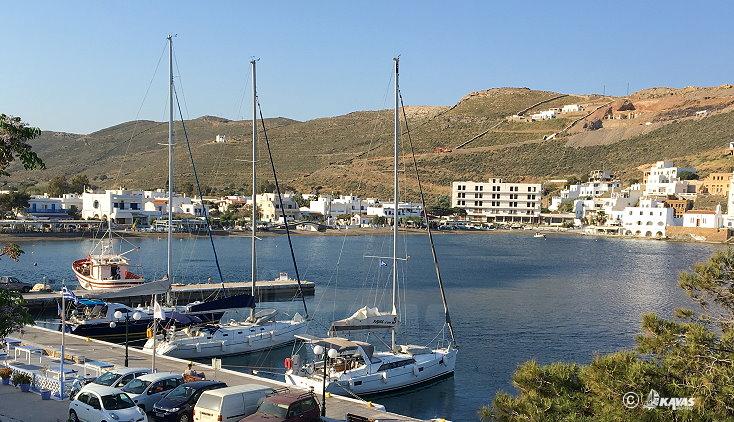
<box><xmin>285</xmin><ymin>57</ymin><xmax>457</xmax><ymax>396</ymax></box>
<box><xmin>67</xmin><ymin>36</ymin><xmax>253</xmax><ymax>341</ymax></box>
<box><xmin>72</xmin><ymin>227</ymin><xmax>145</xmax><ymax>291</ymax></box>
<box><xmin>144</xmin><ymin>59</ymin><xmax>308</xmax><ymax>359</ymax></box>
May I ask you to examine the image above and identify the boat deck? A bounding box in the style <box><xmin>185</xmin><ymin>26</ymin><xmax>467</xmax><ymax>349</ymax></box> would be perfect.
<box><xmin>23</xmin><ymin>280</ymin><xmax>315</xmax><ymax>314</ymax></box>
<box><xmin>8</xmin><ymin>326</ymin><xmax>419</xmax><ymax>421</ymax></box>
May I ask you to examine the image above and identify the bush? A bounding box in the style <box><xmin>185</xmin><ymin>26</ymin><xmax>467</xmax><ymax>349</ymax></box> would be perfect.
<box><xmin>0</xmin><ymin>367</ymin><xmax>11</xmax><ymax>379</ymax></box>
<box><xmin>11</xmin><ymin>372</ymin><xmax>31</xmax><ymax>386</ymax></box>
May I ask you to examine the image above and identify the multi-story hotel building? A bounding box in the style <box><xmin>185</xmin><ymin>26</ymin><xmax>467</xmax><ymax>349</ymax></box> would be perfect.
<box><xmin>451</xmin><ymin>179</ymin><xmax>542</xmax><ymax>224</ymax></box>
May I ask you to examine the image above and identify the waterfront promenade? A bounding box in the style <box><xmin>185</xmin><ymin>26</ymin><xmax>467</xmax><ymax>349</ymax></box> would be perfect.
<box><xmin>6</xmin><ymin>325</ymin><xmax>419</xmax><ymax>421</ymax></box>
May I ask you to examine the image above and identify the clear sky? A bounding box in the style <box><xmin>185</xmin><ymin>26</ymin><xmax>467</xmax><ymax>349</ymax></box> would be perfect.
<box><xmin>2</xmin><ymin>1</ymin><xmax>732</xmax><ymax>134</ymax></box>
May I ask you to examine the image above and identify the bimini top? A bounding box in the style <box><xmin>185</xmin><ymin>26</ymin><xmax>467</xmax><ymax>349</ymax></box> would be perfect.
<box><xmin>295</xmin><ymin>334</ymin><xmax>375</xmax><ymax>360</ymax></box>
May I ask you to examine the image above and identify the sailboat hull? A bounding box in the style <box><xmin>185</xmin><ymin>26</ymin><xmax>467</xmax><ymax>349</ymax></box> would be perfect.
<box><xmin>286</xmin><ymin>348</ymin><xmax>457</xmax><ymax>396</ymax></box>
<box><xmin>145</xmin><ymin>319</ymin><xmax>307</xmax><ymax>359</ymax></box>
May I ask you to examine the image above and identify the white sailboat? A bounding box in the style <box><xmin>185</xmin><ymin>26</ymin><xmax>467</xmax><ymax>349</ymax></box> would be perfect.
<box><xmin>144</xmin><ymin>59</ymin><xmax>307</xmax><ymax>359</ymax></box>
<box><xmin>285</xmin><ymin>57</ymin><xmax>458</xmax><ymax>396</ymax></box>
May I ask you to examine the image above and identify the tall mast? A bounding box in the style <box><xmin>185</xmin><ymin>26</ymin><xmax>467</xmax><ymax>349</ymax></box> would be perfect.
<box><xmin>250</xmin><ymin>59</ymin><xmax>257</xmax><ymax>321</ymax></box>
<box><xmin>391</xmin><ymin>56</ymin><xmax>399</xmax><ymax>352</ymax></box>
<box><xmin>166</xmin><ymin>34</ymin><xmax>174</xmax><ymax>304</ymax></box>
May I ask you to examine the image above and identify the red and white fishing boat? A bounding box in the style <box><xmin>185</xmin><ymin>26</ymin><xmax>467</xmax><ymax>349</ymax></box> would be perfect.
<box><xmin>72</xmin><ymin>232</ymin><xmax>145</xmax><ymax>291</ymax></box>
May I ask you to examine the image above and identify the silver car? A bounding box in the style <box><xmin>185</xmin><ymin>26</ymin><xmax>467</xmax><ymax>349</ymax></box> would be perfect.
<box><xmin>0</xmin><ymin>276</ymin><xmax>32</xmax><ymax>293</ymax></box>
<box><xmin>122</xmin><ymin>372</ymin><xmax>184</xmax><ymax>412</ymax></box>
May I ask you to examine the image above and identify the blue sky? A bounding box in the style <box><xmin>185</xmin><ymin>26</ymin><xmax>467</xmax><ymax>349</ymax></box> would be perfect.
<box><xmin>1</xmin><ymin>1</ymin><xmax>732</xmax><ymax>133</ymax></box>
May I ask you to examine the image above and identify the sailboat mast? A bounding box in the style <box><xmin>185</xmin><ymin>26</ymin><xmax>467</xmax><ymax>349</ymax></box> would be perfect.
<box><xmin>250</xmin><ymin>59</ymin><xmax>257</xmax><ymax>320</ymax></box>
<box><xmin>391</xmin><ymin>56</ymin><xmax>399</xmax><ymax>351</ymax></box>
<box><xmin>166</xmin><ymin>34</ymin><xmax>174</xmax><ymax>304</ymax></box>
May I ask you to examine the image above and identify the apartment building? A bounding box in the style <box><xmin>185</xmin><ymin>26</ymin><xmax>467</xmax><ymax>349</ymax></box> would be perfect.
<box><xmin>643</xmin><ymin>161</ymin><xmax>695</xmax><ymax>196</ymax></box>
<box><xmin>451</xmin><ymin>179</ymin><xmax>542</xmax><ymax>224</ymax></box>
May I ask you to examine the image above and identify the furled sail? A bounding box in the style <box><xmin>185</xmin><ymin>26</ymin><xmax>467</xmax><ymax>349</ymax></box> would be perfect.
<box><xmin>329</xmin><ymin>306</ymin><xmax>399</xmax><ymax>333</ymax></box>
<box><xmin>186</xmin><ymin>292</ymin><xmax>256</xmax><ymax>314</ymax></box>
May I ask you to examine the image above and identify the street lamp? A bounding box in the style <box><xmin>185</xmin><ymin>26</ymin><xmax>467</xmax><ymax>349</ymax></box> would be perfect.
<box><xmin>110</xmin><ymin>310</ymin><xmax>142</xmax><ymax>367</ymax></box>
<box><xmin>313</xmin><ymin>345</ymin><xmax>338</xmax><ymax>417</ymax></box>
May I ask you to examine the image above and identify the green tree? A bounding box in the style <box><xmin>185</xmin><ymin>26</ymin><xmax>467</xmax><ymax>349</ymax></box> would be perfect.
<box><xmin>0</xmin><ymin>114</ymin><xmax>44</xmax><ymax>175</ymax></box>
<box><xmin>0</xmin><ymin>290</ymin><xmax>33</xmax><ymax>339</ymax></box>
<box><xmin>0</xmin><ymin>191</ymin><xmax>30</xmax><ymax>215</ymax></box>
<box><xmin>483</xmin><ymin>248</ymin><xmax>734</xmax><ymax>421</ymax></box>
<box><xmin>67</xmin><ymin>205</ymin><xmax>81</xmax><ymax>220</ymax></box>
<box><xmin>428</xmin><ymin>195</ymin><xmax>453</xmax><ymax>216</ymax></box>
<box><xmin>68</xmin><ymin>174</ymin><xmax>93</xmax><ymax>193</ymax></box>
<box><xmin>179</xmin><ymin>181</ymin><xmax>195</xmax><ymax>197</ymax></box>
<box><xmin>291</xmin><ymin>193</ymin><xmax>310</xmax><ymax>209</ymax></box>
<box><xmin>678</xmin><ymin>170</ymin><xmax>699</xmax><ymax>181</ymax></box>
<box><xmin>47</xmin><ymin>175</ymin><xmax>70</xmax><ymax>197</ymax></box>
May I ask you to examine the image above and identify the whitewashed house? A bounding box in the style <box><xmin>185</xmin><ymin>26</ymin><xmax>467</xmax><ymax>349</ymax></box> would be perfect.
<box><xmin>620</xmin><ymin>199</ymin><xmax>677</xmax><ymax>238</ymax></box>
<box><xmin>683</xmin><ymin>205</ymin><xmax>723</xmax><ymax>229</ymax></box>
<box><xmin>643</xmin><ymin>161</ymin><xmax>695</xmax><ymax>196</ymax></box>
<box><xmin>561</xmin><ymin>104</ymin><xmax>583</xmax><ymax>113</ymax></box>
<box><xmin>82</xmin><ymin>189</ymin><xmax>152</xmax><ymax>224</ymax></box>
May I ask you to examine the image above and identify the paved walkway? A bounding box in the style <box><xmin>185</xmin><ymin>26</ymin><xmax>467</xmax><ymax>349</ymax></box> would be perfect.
<box><xmin>0</xmin><ymin>383</ymin><xmax>68</xmax><ymax>422</ymax></box>
<box><xmin>9</xmin><ymin>326</ymin><xmax>419</xmax><ymax>421</ymax></box>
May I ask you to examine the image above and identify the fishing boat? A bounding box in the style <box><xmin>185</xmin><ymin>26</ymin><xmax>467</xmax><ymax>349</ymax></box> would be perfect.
<box><xmin>533</xmin><ymin>232</ymin><xmax>546</xmax><ymax>239</ymax></box>
<box><xmin>144</xmin><ymin>59</ymin><xmax>308</xmax><ymax>359</ymax></box>
<box><xmin>72</xmin><ymin>229</ymin><xmax>144</xmax><ymax>291</ymax></box>
<box><xmin>285</xmin><ymin>58</ymin><xmax>457</xmax><ymax>396</ymax></box>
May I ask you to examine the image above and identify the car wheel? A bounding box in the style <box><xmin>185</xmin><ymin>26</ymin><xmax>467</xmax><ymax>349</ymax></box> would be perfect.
<box><xmin>179</xmin><ymin>414</ymin><xmax>191</xmax><ymax>422</ymax></box>
<box><xmin>69</xmin><ymin>410</ymin><xmax>79</xmax><ymax>422</ymax></box>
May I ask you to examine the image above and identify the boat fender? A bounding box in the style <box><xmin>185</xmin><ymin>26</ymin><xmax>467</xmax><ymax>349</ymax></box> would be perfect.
<box><xmin>195</xmin><ymin>343</ymin><xmax>201</xmax><ymax>353</ymax></box>
<box><xmin>247</xmin><ymin>336</ymin><xmax>253</xmax><ymax>345</ymax></box>
<box><xmin>284</xmin><ymin>357</ymin><xmax>293</xmax><ymax>370</ymax></box>
<box><xmin>381</xmin><ymin>372</ymin><xmax>388</xmax><ymax>383</ymax></box>
<box><xmin>348</xmin><ymin>379</ymin><xmax>355</xmax><ymax>388</ymax></box>
<box><xmin>412</xmin><ymin>365</ymin><xmax>420</xmax><ymax>377</ymax></box>
<box><xmin>221</xmin><ymin>341</ymin><xmax>227</xmax><ymax>351</ymax></box>
<box><xmin>146</xmin><ymin>328</ymin><xmax>153</xmax><ymax>339</ymax></box>
<box><xmin>306</xmin><ymin>364</ymin><xmax>315</xmax><ymax>375</ymax></box>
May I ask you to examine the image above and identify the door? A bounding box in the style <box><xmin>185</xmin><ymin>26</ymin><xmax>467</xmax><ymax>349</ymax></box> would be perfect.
<box><xmin>71</xmin><ymin>392</ymin><xmax>88</xmax><ymax>421</ymax></box>
<box><xmin>86</xmin><ymin>393</ymin><xmax>103</xmax><ymax>421</ymax></box>
<box><xmin>114</xmin><ymin>373</ymin><xmax>136</xmax><ymax>388</ymax></box>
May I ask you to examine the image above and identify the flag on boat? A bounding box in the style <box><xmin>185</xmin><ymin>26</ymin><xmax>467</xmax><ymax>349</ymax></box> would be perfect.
<box><xmin>153</xmin><ymin>299</ymin><xmax>164</xmax><ymax>320</ymax></box>
<box><xmin>379</xmin><ymin>260</ymin><xmax>387</xmax><ymax>267</ymax></box>
<box><xmin>61</xmin><ymin>286</ymin><xmax>78</xmax><ymax>304</ymax></box>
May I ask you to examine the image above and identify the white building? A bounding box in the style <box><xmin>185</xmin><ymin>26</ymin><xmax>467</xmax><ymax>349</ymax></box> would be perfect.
<box><xmin>82</xmin><ymin>189</ymin><xmax>152</xmax><ymax>224</ymax></box>
<box><xmin>530</xmin><ymin>110</ymin><xmax>556</xmax><ymax>121</ymax></box>
<box><xmin>142</xmin><ymin>190</ymin><xmax>208</xmax><ymax>218</ymax></box>
<box><xmin>620</xmin><ymin>198</ymin><xmax>677</xmax><ymax>238</ymax></box>
<box><xmin>549</xmin><ymin>170</ymin><xmax>621</xmax><ymax>211</ymax></box>
<box><xmin>683</xmin><ymin>206</ymin><xmax>722</xmax><ymax>229</ymax></box>
<box><xmin>643</xmin><ymin>161</ymin><xmax>695</xmax><ymax>196</ymax></box>
<box><xmin>561</xmin><ymin>104</ymin><xmax>583</xmax><ymax>113</ymax></box>
<box><xmin>452</xmin><ymin>179</ymin><xmax>542</xmax><ymax>224</ymax></box>
<box><xmin>215</xmin><ymin>134</ymin><xmax>226</xmax><ymax>143</ymax></box>
<box><xmin>366</xmin><ymin>202</ymin><xmax>423</xmax><ymax>220</ymax></box>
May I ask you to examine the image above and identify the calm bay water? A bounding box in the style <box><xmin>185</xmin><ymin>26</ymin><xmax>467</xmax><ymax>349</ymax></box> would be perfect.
<box><xmin>2</xmin><ymin>232</ymin><xmax>719</xmax><ymax>421</ymax></box>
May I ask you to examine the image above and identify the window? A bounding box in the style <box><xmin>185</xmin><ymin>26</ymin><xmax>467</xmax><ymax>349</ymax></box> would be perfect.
<box><xmin>88</xmin><ymin>395</ymin><xmax>101</xmax><ymax>410</ymax></box>
<box><xmin>378</xmin><ymin>358</ymin><xmax>416</xmax><ymax>371</ymax></box>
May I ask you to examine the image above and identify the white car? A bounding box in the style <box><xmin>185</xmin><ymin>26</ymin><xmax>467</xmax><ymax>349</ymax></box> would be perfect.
<box><xmin>73</xmin><ymin>367</ymin><xmax>151</xmax><ymax>397</ymax></box>
<box><xmin>121</xmin><ymin>372</ymin><xmax>184</xmax><ymax>412</ymax></box>
<box><xmin>69</xmin><ymin>385</ymin><xmax>147</xmax><ymax>422</ymax></box>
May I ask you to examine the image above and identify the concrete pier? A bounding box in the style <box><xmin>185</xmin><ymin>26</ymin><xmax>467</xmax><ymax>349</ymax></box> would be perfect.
<box><xmin>23</xmin><ymin>280</ymin><xmax>315</xmax><ymax>315</ymax></box>
<box><xmin>6</xmin><ymin>326</ymin><xmax>419</xmax><ymax>421</ymax></box>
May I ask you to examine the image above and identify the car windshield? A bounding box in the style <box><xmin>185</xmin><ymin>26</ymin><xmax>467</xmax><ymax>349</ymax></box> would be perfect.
<box><xmin>102</xmin><ymin>393</ymin><xmax>135</xmax><ymax>410</ymax></box>
<box><xmin>122</xmin><ymin>379</ymin><xmax>151</xmax><ymax>394</ymax></box>
<box><xmin>258</xmin><ymin>401</ymin><xmax>289</xmax><ymax>418</ymax></box>
<box><xmin>94</xmin><ymin>372</ymin><xmax>122</xmax><ymax>386</ymax></box>
<box><xmin>165</xmin><ymin>384</ymin><xmax>196</xmax><ymax>400</ymax></box>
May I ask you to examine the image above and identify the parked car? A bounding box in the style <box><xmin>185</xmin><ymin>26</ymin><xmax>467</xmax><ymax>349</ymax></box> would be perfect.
<box><xmin>72</xmin><ymin>367</ymin><xmax>151</xmax><ymax>398</ymax></box>
<box><xmin>122</xmin><ymin>372</ymin><xmax>184</xmax><ymax>412</ymax></box>
<box><xmin>239</xmin><ymin>389</ymin><xmax>320</xmax><ymax>422</ymax></box>
<box><xmin>0</xmin><ymin>276</ymin><xmax>32</xmax><ymax>293</ymax></box>
<box><xmin>193</xmin><ymin>384</ymin><xmax>275</xmax><ymax>422</ymax></box>
<box><xmin>69</xmin><ymin>385</ymin><xmax>148</xmax><ymax>422</ymax></box>
<box><xmin>151</xmin><ymin>380</ymin><xmax>227</xmax><ymax>422</ymax></box>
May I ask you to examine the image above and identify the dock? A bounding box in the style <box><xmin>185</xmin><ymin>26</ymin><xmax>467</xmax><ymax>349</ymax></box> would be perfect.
<box><xmin>23</xmin><ymin>280</ymin><xmax>315</xmax><ymax>314</ymax></box>
<box><xmin>6</xmin><ymin>325</ymin><xmax>419</xmax><ymax>421</ymax></box>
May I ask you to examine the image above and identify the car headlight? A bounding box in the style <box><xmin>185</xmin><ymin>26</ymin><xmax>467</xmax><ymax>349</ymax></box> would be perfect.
<box><xmin>169</xmin><ymin>407</ymin><xmax>180</xmax><ymax>412</ymax></box>
<box><xmin>110</xmin><ymin>413</ymin><xmax>120</xmax><ymax>420</ymax></box>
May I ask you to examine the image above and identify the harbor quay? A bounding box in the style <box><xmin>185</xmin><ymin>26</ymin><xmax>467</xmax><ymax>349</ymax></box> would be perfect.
<box><xmin>22</xmin><ymin>279</ymin><xmax>315</xmax><ymax>315</ymax></box>
<box><xmin>1</xmin><ymin>325</ymin><xmax>422</xmax><ymax>422</ymax></box>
